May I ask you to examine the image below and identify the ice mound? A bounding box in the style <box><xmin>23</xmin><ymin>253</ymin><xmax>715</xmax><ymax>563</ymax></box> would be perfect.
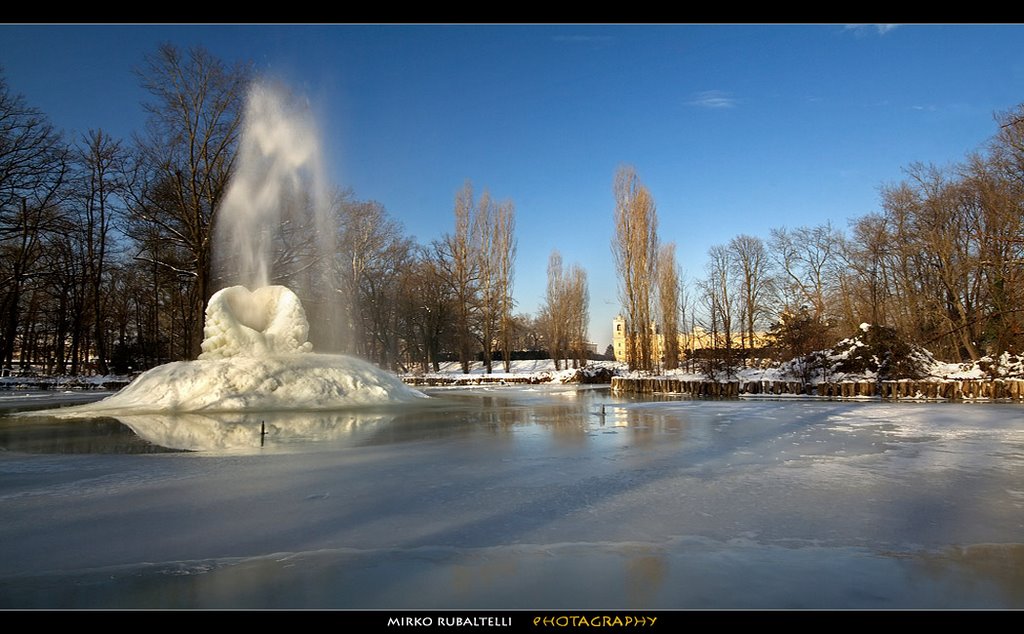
<box><xmin>58</xmin><ymin>354</ymin><xmax>425</xmax><ymax>414</ymax></box>
<box><xmin>50</xmin><ymin>284</ymin><xmax>425</xmax><ymax>415</ymax></box>
<box><xmin>199</xmin><ymin>285</ymin><xmax>313</xmax><ymax>359</ymax></box>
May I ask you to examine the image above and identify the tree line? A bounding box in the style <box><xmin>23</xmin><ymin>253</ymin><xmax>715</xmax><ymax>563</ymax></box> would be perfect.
<box><xmin>0</xmin><ymin>45</ymin><xmax>592</xmax><ymax>376</ymax></box>
<box><xmin>613</xmin><ymin>105</ymin><xmax>1024</xmax><ymax>374</ymax></box>
<box><xmin>10</xmin><ymin>43</ymin><xmax>1019</xmax><ymax>379</ymax></box>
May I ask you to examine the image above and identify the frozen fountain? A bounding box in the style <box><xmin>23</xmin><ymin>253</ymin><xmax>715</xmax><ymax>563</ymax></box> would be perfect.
<box><xmin>51</xmin><ymin>79</ymin><xmax>425</xmax><ymax>419</ymax></box>
<box><xmin>60</xmin><ymin>283</ymin><xmax>423</xmax><ymax>414</ymax></box>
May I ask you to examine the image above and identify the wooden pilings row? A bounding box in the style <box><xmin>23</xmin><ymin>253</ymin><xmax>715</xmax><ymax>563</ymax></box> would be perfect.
<box><xmin>610</xmin><ymin>376</ymin><xmax>1024</xmax><ymax>401</ymax></box>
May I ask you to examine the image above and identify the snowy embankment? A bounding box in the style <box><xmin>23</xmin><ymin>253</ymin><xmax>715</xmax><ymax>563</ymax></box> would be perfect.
<box><xmin>614</xmin><ymin>326</ymin><xmax>1024</xmax><ymax>400</ymax></box>
<box><xmin>635</xmin><ymin>355</ymin><xmax>1023</xmax><ymax>385</ymax></box>
<box><xmin>0</xmin><ymin>374</ymin><xmax>132</xmax><ymax>391</ymax></box>
<box><xmin>404</xmin><ymin>350</ymin><xmax>1023</xmax><ymax>391</ymax></box>
<box><xmin>404</xmin><ymin>359</ymin><xmax>622</xmax><ymax>386</ymax></box>
<box><xmin>411</xmin><ymin>326</ymin><xmax>1024</xmax><ymax>400</ymax></box>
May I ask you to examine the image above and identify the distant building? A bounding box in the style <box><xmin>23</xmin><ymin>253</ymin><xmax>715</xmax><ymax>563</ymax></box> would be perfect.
<box><xmin>612</xmin><ymin>315</ymin><xmax>768</xmax><ymax>364</ymax></box>
<box><xmin>612</xmin><ymin>316</ymin><xmax>628</xmax><ymax>363</ymax></box>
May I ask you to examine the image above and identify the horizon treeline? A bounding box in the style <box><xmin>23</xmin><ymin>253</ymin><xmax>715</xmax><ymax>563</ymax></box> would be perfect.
<box><xmin>698</xmin><ymin>103</ymin><xmax>1024</xmax><ymax>368</ymax></box>
<box><xmin>612</xmin><ymin>105</ymin><xmax>1024</xmax><ymax>374</ymax></box>
<box><xmin>2</xmin><ymin>44</ymin><xmax>1022</xmax><ymax>377</ymax></box>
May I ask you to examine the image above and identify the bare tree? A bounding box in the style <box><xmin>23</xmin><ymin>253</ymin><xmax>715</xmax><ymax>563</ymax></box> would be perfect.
<box><xmin>972</xmin><ymin>110</ymin><xmax>1024</xmax><ymax>355</ymax></box>
<box><xmin>566</xmin><ymin>262</ymin><xmax>589</xmax><ymax>369</ymax></box>
<box><xmin>69</xmin><ymin>129</ymin><xmax>126</xmax><ymax>374</ymax></box>
<box><xmin>768</xmin><ymin>223</ymin><xmax>841</xmax><ymax>321</ymax></box>
<box><xmin>898</xmin><ymin>164</ymin><xmax>984</xmax><ymax>361</ymax></box>
<box><xmin>338</xmin><ymin>195</ymin><xmax>410</xmax><ymax>359</ymax></box>
<box><xmin>474</xmin><ymin>191</ymin><xmax>498</xmax><ymax>373</ymax></box>
<box><xmin>441</xmin><ymin>181</ymin><xmax>480</xmax><ymax>373</ymax></box>
<box><xmin>397</xmin><ymin>246</ymin><xmax>455</xmax><ymax>373</ymax></box>
<box><xmin>611</xmin><ymin>166</ymin><xmax>659</xmax><ymax>372</ymax></box>
<box><xmin>701</xmin><ymin>244</ymin><xmax>736</xmax><ymax>377</ymax></box>
<box><xmin>0</xmin><ymin>74</ymin><xmax>69</xmax><ymax>369</ymax></box>
<box><xmin>679</xmin><ymin>272</ymin><xmax>698</xmax><ymax>372</ymax></box>
<box><xmin>541</xmin><ymin>250</ymin><xmax>567</xmax><ymax>370</ymax></box>
<box><xmin>495</xmin><ymin>200</ymin><xmax>517</xmax><ymax>372</ymax></box>
<box><xmin>657</xmin><ymin>242</ymin><xmax>680</xmax><ymax>370</ymax></box>
<box><xmin>435</xmin><ymin>182</ymin><xmax>517</xmax><ymax>374</ymax></box>
<box><xmin>540</xmin><ymin>250</ymin><xmax>589</xmax><ymax>370</ymax></box>
<box><xmin>360</xmin><ymin>235</ymin><xmax>415</xmax><ymax>370</ymax></box>
<box><xmin>464</xmin><ymin>192</ymin><xmax>518</xmax><ymax>374</ymax></box>
<box><xmin>336</xmin><ymin>197</ymin><xmax>414</xmax><ymax>369</ymax></box>
<box><xmin>728</xmin><ymin>234</ymin><xmax>773</xmax><ymax>352</ymax></box>
<box><xmin>129</xmin><ymin>44</ymin><xmax>251</xmax><ymax>359</ymax></box>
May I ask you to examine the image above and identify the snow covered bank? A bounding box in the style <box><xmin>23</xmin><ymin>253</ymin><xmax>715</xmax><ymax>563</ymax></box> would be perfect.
<box><xmin>612</xmin><ymin>326</ymin><xmax>1024</xmax><ymax>396</ymax></box>
<box><xmin>405</xmin><ymin>359</ymin><xmax>622</xmax><ymax>385</ymax></box>
<box><xmin>0</xmin><ymin>374</ymin><xmax>131</xmax><ymax>391</ymax></box>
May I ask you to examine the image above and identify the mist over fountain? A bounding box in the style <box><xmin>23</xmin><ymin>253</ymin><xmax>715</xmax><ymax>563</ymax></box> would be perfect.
<box><xmin>214</xmin><ymin>79</ymin><xmax>343</xmax><ymax>351</ymax></box>
<box><xmin>48</xmin><ymin>79</ymin><xmax>425</xmax><ymax>416</ymax></box>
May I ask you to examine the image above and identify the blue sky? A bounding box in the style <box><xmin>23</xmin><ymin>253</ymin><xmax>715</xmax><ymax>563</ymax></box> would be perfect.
<box><xmin>2</xmin><ymin>24</ymin><xmax>1023</xmax><ymax>349</ymax></box>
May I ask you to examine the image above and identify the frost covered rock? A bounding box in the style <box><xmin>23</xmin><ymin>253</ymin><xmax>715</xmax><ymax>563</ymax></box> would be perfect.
<box><xmin>199</xmin><ymin>285</ymin><xmax>314</xmax><ymax>359</ymax></box>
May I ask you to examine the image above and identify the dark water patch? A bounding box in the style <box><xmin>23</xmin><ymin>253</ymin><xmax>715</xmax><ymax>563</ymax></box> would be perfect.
<box><xmin>0</xmin><ymin>415</ymin><xmax>184</xmax><ymax>454</ymax></box>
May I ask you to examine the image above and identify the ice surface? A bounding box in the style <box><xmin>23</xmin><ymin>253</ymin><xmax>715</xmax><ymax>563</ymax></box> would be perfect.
<box><xmin>1</xmin><ymin>389</ymin><xmax>1023</xmax><ymax>608</ymax></box>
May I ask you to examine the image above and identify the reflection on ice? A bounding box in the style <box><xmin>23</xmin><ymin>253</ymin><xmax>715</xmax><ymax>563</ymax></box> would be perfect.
<box><xmin>2</xmin><ymin>387</ymin><xmax>1024</xmax><ymax>608</ymax></box>
<box><xmin>109</xmin><ymin>411</ymin><xmax>408</xmax><ymax>452</ymax></box>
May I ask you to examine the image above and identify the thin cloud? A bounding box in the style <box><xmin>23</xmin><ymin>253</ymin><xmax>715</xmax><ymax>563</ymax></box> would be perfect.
<box><xmin>845</xmin><ymin>24</ymin><xmax>900</xmax><ymax>36</ymax></box>
<box><xmin>685</xmin><ymin>90</ymin><xmax>737</xmax><ymax>109</ymax></box>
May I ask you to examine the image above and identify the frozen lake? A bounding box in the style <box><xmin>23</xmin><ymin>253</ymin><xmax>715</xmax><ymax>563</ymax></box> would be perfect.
<box><xmin>1</xmin><ymin>386</ymin><xmax>1022</xmax><ymax>609</ymax></box>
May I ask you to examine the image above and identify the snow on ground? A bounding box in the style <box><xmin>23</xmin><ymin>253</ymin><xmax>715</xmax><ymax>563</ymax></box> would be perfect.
<box><xmin>416</xmin><ymin>355</ymin><xmax>1004</xmax><ymax>386</ymax></box>
<box><xmin>409</xmin><ymin>339</ymin><xmax>1024</xmax><ymax>387</ymax></box>
<box><xmin>411</xmin><ymin>359</ymin><xmax>623</xmax><ymax>383</ymax></box>
<box><xmin>0</xmin><ymin>374</ymin><xmax>131</xmax><ymax>390</ymax></box>
<box><xmin>1</xmin><ymin>388</ymin><xmax>1022</xmax><ymax>608</ymax></box>
<box><xmin>418</xmin><ymin>358</ymin><xmax>596</xmax><ymax>376</ymax></box>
